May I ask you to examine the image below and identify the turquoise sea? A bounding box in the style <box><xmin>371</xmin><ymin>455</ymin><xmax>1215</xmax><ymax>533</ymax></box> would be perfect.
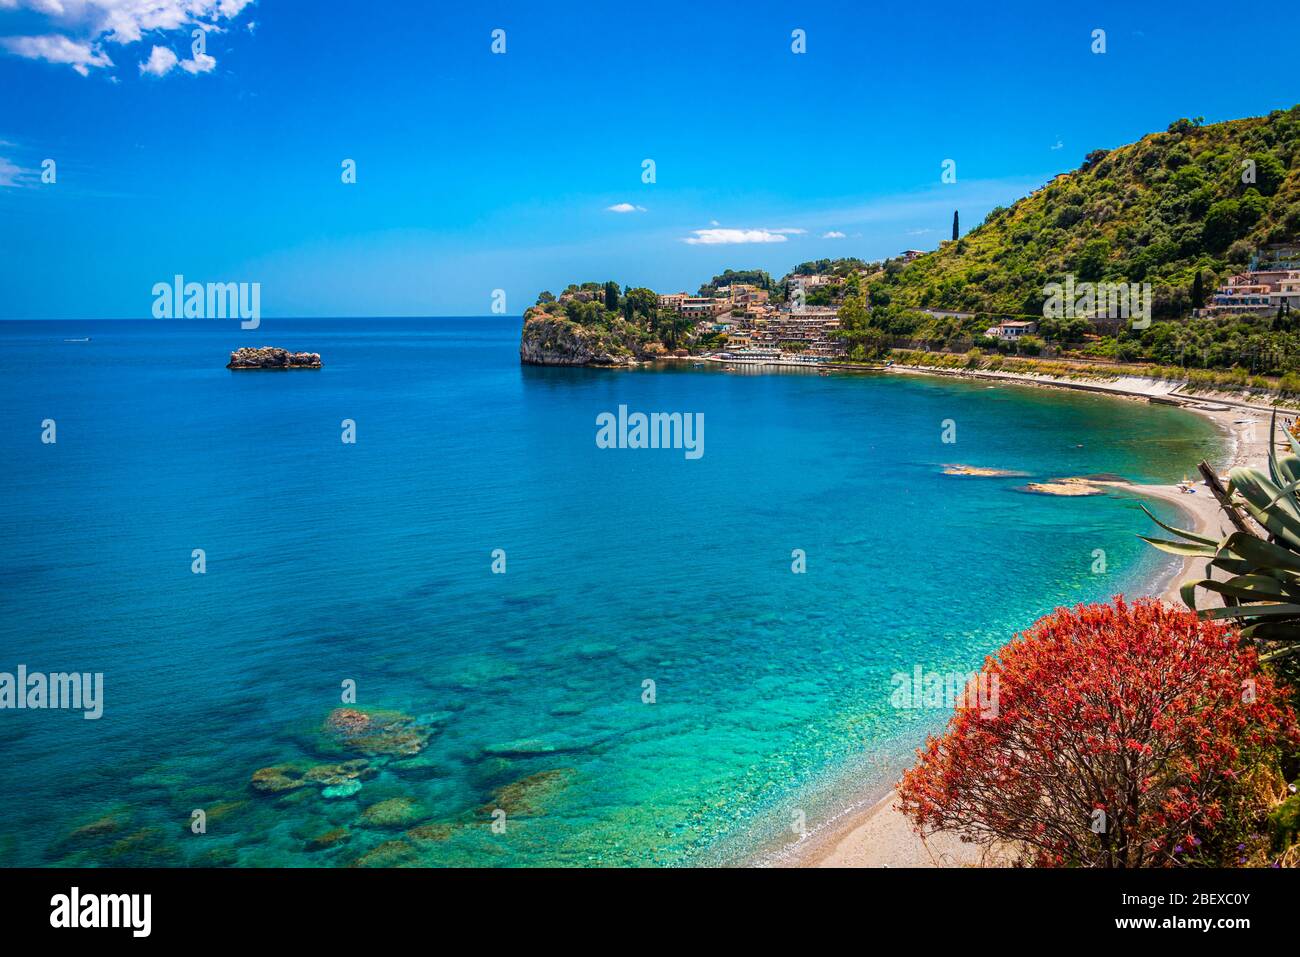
<box><xmin>0</xmin><ymin>318</ymin><xmax>1221</xmax><ymax>867</ymax></box>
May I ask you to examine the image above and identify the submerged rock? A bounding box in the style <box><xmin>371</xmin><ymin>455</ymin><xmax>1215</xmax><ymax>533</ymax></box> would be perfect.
<box><xmin>482</xmin><ymin>738</ymin><xmax>561</xmax><ymax>758</ymax></box>
<box><xmin>323</xmin><ymin>707</ymin><xmax>433</xmax><ymax>757</ymax></box>
<box><xmin>351</xmin><ymin>839</ymin><xmax>417</xmax><ymax>868</ymax></box>
<box><xmin>101</xmin><ymin>827</ymin><xmax>179</xmax><ymax>866</ymax></box>
<box><xmin>67</xmin><ymin>814</ymin><xmax>123</xmax><ymax>841</ymax></box>
<box><xmin>305</xmin><ymin>827</ymin><xmax>351</xmax><ymax>852</ymax></box>
<box><xmin>304</xmin><ymin>759</ymin><xmax>373</xmax><ymax>788</ymax></box>
<box><xmin>941</xmin><ymin>464</ymin><xmax>1028</xmax><ymax>477</ymax></box>
<box><xmin>250</xmin><ymin>764</ymin><xmax>308</xmax><ymax>794</ymax></box>
<box><xmin>479</xmin><ymin>768</ymin><xmax>576</xmax><ymax>818</ymax></box>
<box><xmin>406</xmin><ymin>823</ymin><xmax>454</xmax><ymax>843</ymax></box>
<box><xmin>226</xmin><ymin>346</ymin><xmax>322</xmax><ymax>370</ymax></box>
<box><xmin>322</xmin><ymin>780</ymin><xmax>363</xmax><ymax>800</ymax></box>
<box><xmin>47</xmin><ymin>812</ymin><xmax>128</xmax><ymax>860</ymax></box>
<box><xmin>360</xmin><ymin>797</ymin><xmax>421</xmax><ymax>828</ymax></box>
<box><xmin>201</xmin><ymin>801</ymin><xmax>249</xmax><ymax>825</ymax></box>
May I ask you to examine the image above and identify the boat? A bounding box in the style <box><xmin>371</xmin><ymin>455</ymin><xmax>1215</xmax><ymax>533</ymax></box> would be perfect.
<box><xmin>63</xmin><ymin>337</ymin><xmax>91</xmax><ymax>343</ymax></box>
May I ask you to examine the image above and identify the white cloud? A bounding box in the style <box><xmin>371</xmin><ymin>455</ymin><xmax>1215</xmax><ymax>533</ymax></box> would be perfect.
<box><xmin>1050</xmin><ymin>138</ymin><xmax>1064</xmax><ymax>151</ymax></box>
<box><xmin>0</xmin><ymin>156</ymin><xmax>24</xmax><ymax>187</ymax></box>
<box><xmin>0</xmin><ymin>0</ymin><xmax>253</xmax><ymax>76</ymax></box>
<box><xmin>682</xmin><ymin>227</ymin><xmax>804</xmax><ymax>245</ymax></box>
<box><xmin>822</xmin><ymin>230</ymin><xmax>846</xmax><ymax>239</ymax></box>
<box><xmin>0</xmin><ymin>33</ymin><xmax>112</xmax><ymax>75</ymax></box>
<box><xmin>180</xmin><ymin>51</ymin><xmax>215</xmax><ymax>73</ymax></box>
<box><xmin>138</xmin><ymin>44</ymin><xmax>177</xmax><ymax>76</ymax></box>
<box><xmin>606</xmin><ymin>203</ymin><xmax>646</xmax><ymax>213</ymax></box>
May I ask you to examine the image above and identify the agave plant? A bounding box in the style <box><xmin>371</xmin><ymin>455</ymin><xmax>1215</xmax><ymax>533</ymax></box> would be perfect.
<box><xmin>1141</xmin><ymin>410</ymin><xmax>1300</xmax><ymax>656</ymax></box>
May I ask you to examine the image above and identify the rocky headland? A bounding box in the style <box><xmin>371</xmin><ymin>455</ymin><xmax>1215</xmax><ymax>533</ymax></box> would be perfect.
<box><xmin>519</xmin><ymin>312</ymin><xmax>666</xmax><ymax>367</ymax></box>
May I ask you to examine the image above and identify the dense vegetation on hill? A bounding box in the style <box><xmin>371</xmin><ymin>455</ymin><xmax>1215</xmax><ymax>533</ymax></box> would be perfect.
<box><xmin>878</xmin><ymin>107</ymin><xmax>1300</xmax><ymax>314</ymax></box>
<box><xmin>861</xmin><ymin>106</ymin><xmax>1300</xmax><ymax>374</ymax></box>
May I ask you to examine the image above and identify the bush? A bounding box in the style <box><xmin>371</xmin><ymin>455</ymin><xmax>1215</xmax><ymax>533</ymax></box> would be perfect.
<box><xmin>897</xmin><ymin>598</ymin><xmax>1298</xmax><ymax>867</ymax></box>
<box><xmin>1017</xmin><ymin>334</ymin><xmax>1045</xmax><ymax>356</ymax></box>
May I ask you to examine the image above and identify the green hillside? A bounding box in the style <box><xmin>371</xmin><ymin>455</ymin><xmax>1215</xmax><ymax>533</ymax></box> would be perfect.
<box><xmin>876</xmin><ymin>106</ymin><xmax>1300</xmax><ymax>319</ymax></box>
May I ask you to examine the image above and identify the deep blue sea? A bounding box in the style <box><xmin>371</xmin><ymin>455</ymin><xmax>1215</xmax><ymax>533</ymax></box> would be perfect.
<box><xmin>0</xmin><ymin>318</ymin><xmax>1221</xmax><ymax>867</ymax></box>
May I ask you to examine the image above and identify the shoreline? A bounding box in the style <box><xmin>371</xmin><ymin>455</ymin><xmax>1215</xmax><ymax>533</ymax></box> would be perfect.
<box><xmin>778</xmin><ymin>363</ymin><xmax>1295</xmax><ymax>869</ymax></box>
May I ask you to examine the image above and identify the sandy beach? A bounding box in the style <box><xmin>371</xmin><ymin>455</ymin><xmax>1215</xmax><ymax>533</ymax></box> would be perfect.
<box><xmin>786</xmin><ymin>367</ymin><xmax>1298</xmax><ymax>869</ymax></box>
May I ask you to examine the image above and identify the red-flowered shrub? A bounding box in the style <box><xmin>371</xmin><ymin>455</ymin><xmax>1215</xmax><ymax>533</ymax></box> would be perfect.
<box><xmin>897</xmin><ymin>598</ymin><xmax>1298</xmax><ymax>867</ymax></box>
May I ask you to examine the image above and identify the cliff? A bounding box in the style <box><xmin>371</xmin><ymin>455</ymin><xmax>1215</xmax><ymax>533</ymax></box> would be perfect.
<box><xmin>519</xmin><ymin>313</ymin><xmax>663</xmax><ymax>366</ymax></box>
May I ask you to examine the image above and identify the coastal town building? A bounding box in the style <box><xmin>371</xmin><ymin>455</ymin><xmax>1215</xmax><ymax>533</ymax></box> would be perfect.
<box><xmin>985</xmin><ymin>320</ymin><xmax>1039</xmax><ymax>339</ymax></box>
<box><xmin>900</xmin><ymin>249</ymin><xmax>925</xmax><ymax>263</ymax></box>
<box><xmin>787</xmin><ymin>274</ymin><xmax>831</xmax><ymax>294</ymax></box>
<box><xmin>1206</xmin><ymin>269</ymin><xmax>1300</xmax><ymax>314</ymax></box>
<box><xmin>728</xmin><ymin>284</ymin><xmax>770</xmax><ymax>305</ymax></box>
<box><xmin>680</xmin><ymin>296</ymin><xmax>730</xmax><ymax>318</ymax></box>
<box><xmin>753</xmin><ymin>306</ymin><xmax>845</xmax><ymax>358</ymax></box>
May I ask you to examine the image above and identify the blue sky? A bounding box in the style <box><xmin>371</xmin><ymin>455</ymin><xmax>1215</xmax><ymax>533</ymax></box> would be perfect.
<box><xmin>1</xmin><ymin>0</ymin><xmax>1297</xmax><ymax>319</ymax></box>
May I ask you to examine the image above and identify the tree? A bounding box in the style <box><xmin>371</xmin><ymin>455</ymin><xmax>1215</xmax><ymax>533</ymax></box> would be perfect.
<box><xmin>624</xmin><ymin>287</ymin><xmax>657</xmax><ymax>320</ymax></box>
<box><xmin>1191</xmin><ymin>270</ymin><xmax>1205</xmax><ymax>309</ymax></box>
<box><xmin>832</xmin><ymin>294</ymin><xmax>889</xmax><ymax>360</ymax></box>
<box><xmin>897</xmin><ymin>598</ymin><xmax>1297</xmax><ymax>867</ymax></box>
<box><xmin>1075</xmin><ymin>238</ymin><xmax>1111</xmax><ymax>281</ymax></box>
<box><xmin>1247</xmin><ymin>152</ymin><xmax>1287</xmax><ymax>196</ymax></box>
<box><xmin>952</xmin><ymin>210</ymin><xmax>959</xmax><ymax>242</ymax></box>
<box><xmin>663</xmin><ymin>311</ymin><xmax>694</xmax><ymax>350</ymax></box>
<box><xmin>1203</xmin><ymin>199</ymin><xmax>1243</xmax><ymax>252</ymax></box>
<box><xmin>603</xmin><ymin>281</ymin><xmax>619</xmax><ymax>312</ymax></box>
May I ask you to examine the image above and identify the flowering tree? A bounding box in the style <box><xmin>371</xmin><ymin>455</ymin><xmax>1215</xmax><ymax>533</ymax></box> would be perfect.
<box><xmin>897</xmin><ymin>598</ymin><xmax>1297</xmax><ymax>867</ymax></box>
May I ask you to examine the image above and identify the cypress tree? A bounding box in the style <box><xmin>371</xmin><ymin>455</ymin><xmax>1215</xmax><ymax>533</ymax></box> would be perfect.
<box><xmin>952</xmin><ymin>210</ymin><xmax>959</xmax><ymax>242</ymax></box>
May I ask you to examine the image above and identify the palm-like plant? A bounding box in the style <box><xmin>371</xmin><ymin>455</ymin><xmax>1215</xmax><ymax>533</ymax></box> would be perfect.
<box><xmin>1141</xmin><ymin>411</ymin><xmax>1300</xmax><ymax>657</ymax></box>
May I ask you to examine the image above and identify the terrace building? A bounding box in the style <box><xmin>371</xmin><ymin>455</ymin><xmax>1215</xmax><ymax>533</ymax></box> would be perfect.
<box><xmin>1207</xmin><ymin>270</ymin><xmax>1300</xmax><ymax>314</ymax></box>
<box><xmin>753</xmin><ymin>306</ymin><xmax>845</xmax><ymax>358</ymax></box>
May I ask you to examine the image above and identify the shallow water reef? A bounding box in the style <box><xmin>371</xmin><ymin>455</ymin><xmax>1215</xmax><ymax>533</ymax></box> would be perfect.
<box><xmin>479</xmin><ymin>768</ymin><xmax>577</xmax><ymax>818</ymax></box>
